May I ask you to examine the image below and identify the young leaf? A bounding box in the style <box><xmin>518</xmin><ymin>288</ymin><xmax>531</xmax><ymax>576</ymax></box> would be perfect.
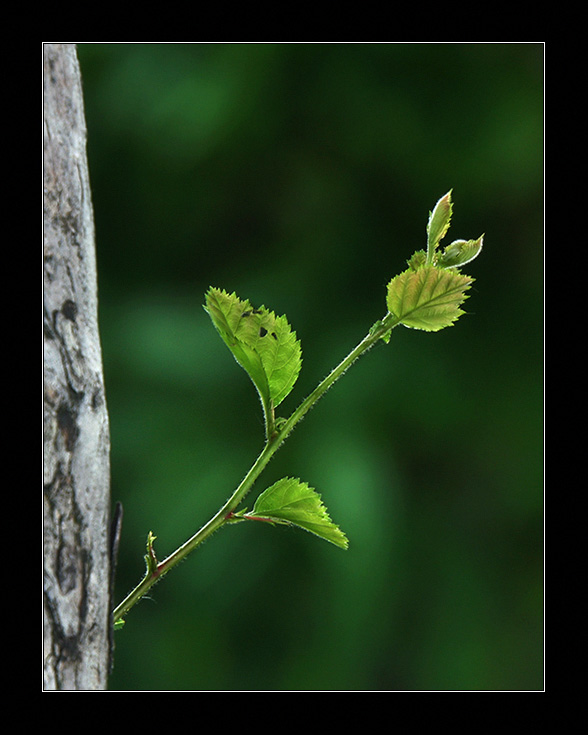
<box><xmin>437</xmin><ymin>236</ymin><xmax>484</xmax><ymax>269</ymax></box>
<box><xmin>427</xmin><ymin>190</ymin><xmax>453</xmax><ymax>260</ymax></box>
<box><xmin>386</xmin><ymin>265</ymin><xmax>473</xmax><ymax>332</ymax></box>
<box><xmin>407</xmin><ymin>249</ymin><xmax>427</xmax><ymax>272</ymax></box>
<box><xmin>250</xmin><ymin>477</ymin><xmax>349</xmax><ymax>550</ymax></box>
<box><xmin>204</xmin><ymin>288</ymin><xmax>302</xmax><ymax>408</ymax></box>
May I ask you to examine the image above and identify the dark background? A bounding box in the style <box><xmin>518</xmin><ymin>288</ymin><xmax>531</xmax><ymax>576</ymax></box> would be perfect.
<box><xmin>76</xmin><ymin>42</ymin><xmax>543</xmax><ymax>691</ymax></box>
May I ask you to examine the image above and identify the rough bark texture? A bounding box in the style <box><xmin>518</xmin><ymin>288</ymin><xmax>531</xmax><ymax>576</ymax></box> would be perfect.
<box><xmin>44</xmin><ymin>43</ymin><xmax>112</xmax><ymax>690</ymax></box>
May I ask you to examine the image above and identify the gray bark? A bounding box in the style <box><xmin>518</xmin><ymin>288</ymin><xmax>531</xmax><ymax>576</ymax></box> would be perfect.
<box><xmin>43</xmin><ymin>43</ymin><xmax>112</xmax><ymax>690</ymax></box>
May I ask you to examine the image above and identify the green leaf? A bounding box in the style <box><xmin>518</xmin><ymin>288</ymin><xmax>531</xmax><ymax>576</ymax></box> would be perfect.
<box><xmin>251</xmin><ymin>477</ymin><xmax>349</xmax><ymax>550</ymax></box>
<box><xmin>144</xmin><ymin>531</ymin><xmax>158</xmax><ymax>575</ymax></box>
<box><xmin>427</xmin><ymin>190</ymin><xmax>453</xmax><ymax>260</ymax></box>
<box><xmin>437</xmin><ymin>236</ymin><xmax>484</xmax><ymax>269</ymax></box>
<box><xmin>386</xmin><ymin>265</ymin><xmax>474</xmax><ymax>332</ymax></box>
<box><xmin>204</xmin><ymin>288</ymin><xmax>302</xmax><ymax>409</ymax></box>
<box><xmin>407</xmin><ymin>249</ymin><xmax>427</xmax><ymax>272</ymax></box>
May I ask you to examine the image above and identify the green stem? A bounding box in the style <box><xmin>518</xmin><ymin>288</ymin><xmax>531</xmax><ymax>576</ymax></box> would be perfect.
<box><xmin>276</xmin><ymin>313</ymin><xmax>399</xmax><ymax>446</ymax></box>
<box><xmin>113</xmin><ymin>312</ymin><xmax>400</xmax><ymax>624</ymax></box>
<box><xmin>259</xmin><ymin>389</ymin><xmax>275</xmax><ymax>441</ymax></box>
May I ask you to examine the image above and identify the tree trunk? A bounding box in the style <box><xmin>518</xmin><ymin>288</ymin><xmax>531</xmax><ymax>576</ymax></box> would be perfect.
<box><xmin>43</xmin><ymin>43</ymin><xmax>112</xmax><ymax>690</ymax></box>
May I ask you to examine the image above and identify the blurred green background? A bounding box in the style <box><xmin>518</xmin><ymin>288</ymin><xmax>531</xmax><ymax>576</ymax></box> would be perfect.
<box><xmin>77</xmin><ymin>43</ymin><xmax>544</xmax><ymax>691</ymax></box>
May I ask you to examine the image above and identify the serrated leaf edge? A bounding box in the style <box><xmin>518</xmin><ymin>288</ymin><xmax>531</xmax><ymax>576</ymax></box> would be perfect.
<box><xmin>386</xmin><ymin>265</ymin><xmax>474</xmax><ymax>332</ymax></box>
<box><xmin>205</xmin><ymin>287</ymin><xmax>302</xmax><ymax>408</ymax></box>
<box><xmin>251</xmin><ymin>477</ymin><xmax>349</xmax><ymax>550</ymax></box>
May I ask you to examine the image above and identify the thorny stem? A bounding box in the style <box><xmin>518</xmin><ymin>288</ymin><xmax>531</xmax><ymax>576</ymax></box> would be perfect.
<box><xmin>113</xmin><ymin>312</ymin><xmax>400</xmax><ymax>625</ymax></box>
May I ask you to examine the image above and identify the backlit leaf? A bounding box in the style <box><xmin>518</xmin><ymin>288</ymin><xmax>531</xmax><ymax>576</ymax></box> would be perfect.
<box><xmin>386</xmin><ymin>266</ymin><xmax>473</xmax><ymax>332</ymax></box>
<box><xmin>427</xmin><ymin>190</ymin><xmax>453</xmax><ymax>257</ymax></box>
<box><xmin>251</xmin><ymin>477</ymin><xmax>349</xmax><ymax>549</ymax></box>
<box><xmin>437</xmin><ymin>236</ymin><xmax>484</xmax><ymax>269</ymax></box>
<box><xmin>204</xmin><ymin>288</ymin><xmax>302</xmax><ymax>408</ymax></box>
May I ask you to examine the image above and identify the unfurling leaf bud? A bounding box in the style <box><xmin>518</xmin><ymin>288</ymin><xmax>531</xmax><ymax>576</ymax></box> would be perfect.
<box><xmin>437</xmin><ymin>236</ymin><xmax>484</xmax><ymax>269</ymax></box>
<box><xmin>426</xmin><ymin>190</ymin><xmax>453</xmax><ymax>259</ymax></box>
<box><xmin>407</xmin><ymin>249</ymin><xmax>427</xmax><ymax>271</ymax></box>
